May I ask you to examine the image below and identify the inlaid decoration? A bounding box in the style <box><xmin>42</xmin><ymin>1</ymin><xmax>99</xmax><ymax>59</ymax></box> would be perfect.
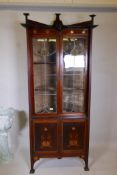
<box><xmin>34</xmin><ymin>123</ymin><xmax>57</xmax><ymax>152</ymax></box>
<box><xmin>68</xmin><ymin>126</ymin><xmax>80</xmax><ymax>147</ymax></box>
<box><xmin>40</xmin><ymin>127</ymin><xmax>52</xmax><ymax>148</ymax></box>
<box><xmin>63</xmin><ymin>122</ymin><xmax>85</xmax><ymax>151</ymax></box>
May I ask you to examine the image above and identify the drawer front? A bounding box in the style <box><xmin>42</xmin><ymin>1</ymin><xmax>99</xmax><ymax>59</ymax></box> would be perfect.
<box><xmin>62</xmin><ymin>120</ymin><xmax>86</xmax><ymax>152</ymax></box>
<box><xmin>33</xmin><ymin>120</ymin><xmax>58</xmax><ymax>152</ymax></box>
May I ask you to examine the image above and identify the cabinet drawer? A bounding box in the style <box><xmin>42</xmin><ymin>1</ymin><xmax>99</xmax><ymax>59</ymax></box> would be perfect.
<box><xmin>33</xmin><ymin>120</ymin><xmax>58</xmax><ymax>152</ymax></box>
<box><xmin>62</xmin><ymin>120</ymin><xmax>86</xmax><ymax>152</ymax></box>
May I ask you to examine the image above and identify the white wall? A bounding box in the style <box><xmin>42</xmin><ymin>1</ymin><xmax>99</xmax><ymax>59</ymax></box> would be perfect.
<box><xmin>1</xmin><ymin>0</ymin><xmax>117</xmax><ymax>7</ymax></box>
<box><xmin>90</xmin><ymin>13</ymin><xmax>117</xmax><ymax>148</ymax></box>
<box><xmin>0</xmin><ymin>11</ymin><xmax>117</xmax><ymax>151</ymax></box>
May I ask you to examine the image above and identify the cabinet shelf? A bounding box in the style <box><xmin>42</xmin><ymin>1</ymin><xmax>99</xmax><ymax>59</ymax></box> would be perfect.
<box><xmin>34</xmin><ymin>87</ymin><xmax>84</xmax><ymax>92</ymax></box>
<box><xmin>63</xmin><ymin>87</ymin><xmax>85</xmax><ymax>91</ymax></box>
<box><xmin>36</xmin><ymin>94</ymin><xmax>56</xmax><ymax>96</ymax></box>
<box><xmin>47</xmin><ymin>74</ymin><xmax>56</xmax><ymax>76</ymax></box>
<box><xmin>35</xmin><ymin>87</ymin><xmax>56</xmax><ymax>91</ymax></box>
<box><xmin>33</xmin><ymin>62</ymin><xmax>56</xmax><ymax>64</ymax></box>
<box><xmin>64</xmin><ymin>74</ymin><xmax>84</xmax><ymax>76</ymax></box>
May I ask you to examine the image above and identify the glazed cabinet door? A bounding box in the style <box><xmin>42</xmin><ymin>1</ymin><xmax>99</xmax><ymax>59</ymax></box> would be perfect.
<box><xmin>30</xmin><ymin>30</ymin><xmax>59</xmax><ymax>115</ymax></box>
<box><xmin>33</xmin><ymin>119</ymin><xmax>58</xmax><ymax>154</ymax></box>
<box><xmin>61</xmin><ymin>29</ymin><xmax>88</xmax><ymax>114</ymax></box>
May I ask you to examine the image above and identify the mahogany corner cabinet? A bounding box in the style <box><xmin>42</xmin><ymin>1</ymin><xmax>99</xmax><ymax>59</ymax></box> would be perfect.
<box><xmin>21</xmin><ymin>13</ymin><xmax>97</xmax><ymax>173</ymax></box>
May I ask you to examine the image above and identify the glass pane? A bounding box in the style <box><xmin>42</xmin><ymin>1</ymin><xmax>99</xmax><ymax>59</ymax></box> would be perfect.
<box><xmin>63</xmin><ymin>37</ymin><xmax>86</xmax><ymax>113</ymax></box>
<box><xmin>33</xmin><ymin>38</ymin><xmax>57</xmax><ymax>113</ymax></box>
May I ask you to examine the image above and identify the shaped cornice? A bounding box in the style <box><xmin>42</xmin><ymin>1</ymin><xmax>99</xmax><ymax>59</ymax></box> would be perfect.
<box><xmin>21</xmin><ymin>13</ymin><xmax>98</xmax><ymax>31</ymax></box>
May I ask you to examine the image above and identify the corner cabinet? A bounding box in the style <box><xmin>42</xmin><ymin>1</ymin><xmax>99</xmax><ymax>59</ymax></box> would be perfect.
<box><xmin>21</xmin><ymin>13</ymin><xmax>97</xmax><ymax>173</ymax></box>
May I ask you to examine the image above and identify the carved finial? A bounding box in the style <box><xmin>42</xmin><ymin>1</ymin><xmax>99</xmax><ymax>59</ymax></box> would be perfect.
<box><xmin>23</xmin><ymin>13</ymin><xmax>29</xmax><ymax>22</ymax></box>
<box><xmin>89</xmin><ymin>14</ymin><xmax>96</xmax><ymax>24</ymax></box>
<box><xmin>53</xmin><ymin>13</ymin><xmax>63</xmax><ymax>31</ymax></box>
<box><xmin>56</xmin><ymin>13</ymin><xmax>61</xmax><ymax>20</ymax></box>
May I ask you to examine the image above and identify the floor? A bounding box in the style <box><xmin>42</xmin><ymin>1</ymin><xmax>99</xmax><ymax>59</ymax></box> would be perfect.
<box><xmin>0</xmin><ymin>145</ymin><xmax>117</xmax><ymax>175</ymax></box>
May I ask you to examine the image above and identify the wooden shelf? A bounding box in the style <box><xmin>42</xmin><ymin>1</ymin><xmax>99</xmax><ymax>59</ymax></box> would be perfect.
<box><xmin>33</xmin><ymin>62</ymin><xmax>56</xmax><ymax>64</ymax></box>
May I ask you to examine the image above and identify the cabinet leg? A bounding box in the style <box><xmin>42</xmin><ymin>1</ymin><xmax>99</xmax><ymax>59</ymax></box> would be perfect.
<box><xmin>30</xmin><ymin>168</ymin><xmax>35</xmax><ymax>174</ymax></box>
<box><xmin>84</xmin><ymin>157</ymin><xmax>89</xmax><ymax>171</ymax></box>
<box><xmin>30</xmin><ymin>158</ymin><xmax>35</xmax><ymax>174</ymax></box>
